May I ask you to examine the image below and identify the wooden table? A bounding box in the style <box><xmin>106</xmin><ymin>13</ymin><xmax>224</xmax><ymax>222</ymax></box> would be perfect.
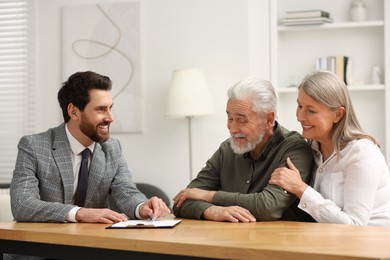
<box><xmin>1</xmin><ymin>218</ymin><xmax>390</xmax><ymax>259</ymax></box>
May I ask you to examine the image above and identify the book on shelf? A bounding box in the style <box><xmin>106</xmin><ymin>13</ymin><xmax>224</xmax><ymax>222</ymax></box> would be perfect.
<box><xmin>285</xmin><ymin>10</ymin><xmax>330</xmax><ymax>19</ymax></box>
<box><xmin>315</xmin><ymin>55</ymin><xmax>349</xmax><ymax>85</ymax></box>
<box><xmin>281</xmin><ymin>17</ymin><xmax>333</xmax><ymax>26</ymax></box>
<box><xmin>336</xmin><ymin>56</ymin><xmax>349</xmax><ymax>85</ymax></box>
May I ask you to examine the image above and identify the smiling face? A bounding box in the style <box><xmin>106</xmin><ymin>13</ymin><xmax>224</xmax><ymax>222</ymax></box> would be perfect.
<box><xmin>226</xmin><ymin>98</ymin><xmax>266</xmax><ymax>155</ymax></box>
<box><xmin>78</xmin><ymin>89</ymin><xmax>114</xmax><ymax>144</ymax></box>
<box><xmin>296</xmin><ymin>88</ymin><xmax>344</xmax><ymax>146</ymax></box>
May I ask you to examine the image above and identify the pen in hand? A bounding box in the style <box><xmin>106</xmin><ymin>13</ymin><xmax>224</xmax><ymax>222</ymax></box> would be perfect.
<box><xmin>151</xmin><ymin>213</ymin><xmax>157</xmax><ymax>221</ymax></box>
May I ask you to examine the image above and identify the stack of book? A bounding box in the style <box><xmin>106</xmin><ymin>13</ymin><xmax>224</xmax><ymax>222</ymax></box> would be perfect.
<box><xmin>280</xmin><ymin>10</ymin><xmax>333</xmax><ymax>26</ymax></box>
<box><xmin>315</xmin><ymin>56</ymin><xmax>349</xmax><ymax>85</ymax></box>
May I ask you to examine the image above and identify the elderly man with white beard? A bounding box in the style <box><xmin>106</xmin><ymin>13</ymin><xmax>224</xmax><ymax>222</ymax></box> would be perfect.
<box><xmin>173</xmin><ymin>78</ymin><xmax>314</xmax><ymax>223</ymax></box>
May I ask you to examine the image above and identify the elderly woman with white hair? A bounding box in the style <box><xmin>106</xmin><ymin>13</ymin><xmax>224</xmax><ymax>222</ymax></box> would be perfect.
<box><xmin>270</xmin><ymin>70</ymin><xmax>390</xmax><ymax>226</ymax></box>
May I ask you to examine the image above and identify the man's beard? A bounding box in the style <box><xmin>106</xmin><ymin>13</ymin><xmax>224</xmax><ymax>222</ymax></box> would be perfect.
<box><xmin>79</xmin><ymin>114</ymin><xmax>110</xmax><ymax>143</ymax></box>
<box><xmin>229</xmin><ymin>132</ymin><xmax>264</xmax><ymax>155</ymax></box>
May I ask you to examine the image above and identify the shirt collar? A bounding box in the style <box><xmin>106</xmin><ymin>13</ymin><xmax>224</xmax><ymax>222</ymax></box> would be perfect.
<box><xmin>65</xmin><ymin>123</ymin><xmax>95</xmax><ymax>155</ymax></box>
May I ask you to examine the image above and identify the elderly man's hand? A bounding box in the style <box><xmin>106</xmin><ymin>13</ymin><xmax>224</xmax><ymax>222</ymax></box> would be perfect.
<box><xmin>173</xmin><ymin>188</ymin><xmax>216</xmax><ymax>207</ymax></box>
<box><xmin>203</xmin><ymin>205</ymin><xmax>256</xmax><ymax>223</ymax></box>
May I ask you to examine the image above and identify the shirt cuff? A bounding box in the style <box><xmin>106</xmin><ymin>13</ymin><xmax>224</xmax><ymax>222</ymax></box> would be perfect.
<box><xmin>135</xmin><ymin>202</ymin><xmax>144</xmax><ymax>219</ymax></box>
<box><xmin>66</xmin><ymin>206</ymin><xmax>81</xmax><ymax>222</ymax></box>
<box><xmin>298</xmin><ymin>186</ymin><xmax>316</xmax><ymax>211</ymax></box>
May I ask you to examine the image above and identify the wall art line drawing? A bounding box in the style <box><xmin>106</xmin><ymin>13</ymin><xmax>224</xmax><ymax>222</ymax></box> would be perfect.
<box><xmin>62</xmin><ymin>2</ymin><xmax>142</xmax><ymax>133</ymax></box>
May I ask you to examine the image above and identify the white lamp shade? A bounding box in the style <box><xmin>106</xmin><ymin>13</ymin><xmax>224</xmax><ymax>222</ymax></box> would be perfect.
<box><xmin>166</xmin><ymin>68</ymin><xmax>214</xmax><ymax>118</ymax></box>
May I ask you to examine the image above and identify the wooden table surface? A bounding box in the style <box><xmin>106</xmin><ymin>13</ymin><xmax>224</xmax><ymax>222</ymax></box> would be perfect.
<box><xmin>1</xmin><ymin>218</ymin><xmax>390</xmax><ymax>259</ymax></box>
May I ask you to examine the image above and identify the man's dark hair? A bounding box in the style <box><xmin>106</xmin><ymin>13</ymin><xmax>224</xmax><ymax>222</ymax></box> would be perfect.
<box><xmin>58</xmin><ymin>71</ymin><xmax>112</xmax><ymax>122</ymax></box>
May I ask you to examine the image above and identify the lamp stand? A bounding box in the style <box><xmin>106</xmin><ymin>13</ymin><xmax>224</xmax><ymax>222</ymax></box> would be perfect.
<box><xmin>186</xmin><ymin>116</ymin><xmax>193</xmax><ymax>182</ymax></box>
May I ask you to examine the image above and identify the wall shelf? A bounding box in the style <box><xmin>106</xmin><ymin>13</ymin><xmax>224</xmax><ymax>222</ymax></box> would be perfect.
<box><xmin>278</xmin><ymin>84</ymin><xmax>385</xmax><ymax>93</ymax></box>
<box><xmin>270</xmin><ymin>0</ymin><xmax>389</xmax><ymax>161</ymax></box>
<box><xmin>278</xmin><ymin>20</ymin><xmax>384</xmax><ymax>31</ymax></box>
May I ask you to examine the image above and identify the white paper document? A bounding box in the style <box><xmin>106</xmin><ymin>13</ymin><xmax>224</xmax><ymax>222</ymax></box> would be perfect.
<box><xmin>106</xmin><ymin>219</ymin><xmax>182</xmax><ymax>229</ymax></box>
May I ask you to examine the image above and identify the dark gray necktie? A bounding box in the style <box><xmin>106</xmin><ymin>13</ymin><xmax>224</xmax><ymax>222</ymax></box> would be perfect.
<box><xmin>74</xmin><ymin>148</ymin><xmax>91</xmax><ymax>207</ymax></box>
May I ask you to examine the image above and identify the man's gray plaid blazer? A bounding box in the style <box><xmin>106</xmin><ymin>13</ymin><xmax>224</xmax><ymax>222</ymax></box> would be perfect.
<box><xmin>10</xmin><ymin>123</ymin><xmax>147</xmax><ymax>222</ymax></box>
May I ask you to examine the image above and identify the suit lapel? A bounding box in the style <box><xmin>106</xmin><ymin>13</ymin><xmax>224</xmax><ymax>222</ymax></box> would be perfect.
<box><xmin>52</xmin><ymin>124</ymin><xmax>75</xmax><ymax>204</ymax></box>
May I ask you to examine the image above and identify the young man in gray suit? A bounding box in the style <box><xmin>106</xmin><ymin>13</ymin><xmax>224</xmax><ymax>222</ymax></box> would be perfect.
<box><xmin>10</xmin><ymin>71</ymin><xmax>170</xmax><ymax>224</ymax></box>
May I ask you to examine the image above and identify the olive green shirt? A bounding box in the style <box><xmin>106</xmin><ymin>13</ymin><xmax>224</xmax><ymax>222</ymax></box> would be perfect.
<box><xmin>173</xmin><ymin>122</ymin><xmax>313</xmax><ymax>221</ymax></box>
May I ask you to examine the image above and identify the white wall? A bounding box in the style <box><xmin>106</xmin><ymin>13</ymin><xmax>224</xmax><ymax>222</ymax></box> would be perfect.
<box><xmin>36</xmin><ymin>0</ymin><xmax>270</xmax><ymax>202</ymax></box>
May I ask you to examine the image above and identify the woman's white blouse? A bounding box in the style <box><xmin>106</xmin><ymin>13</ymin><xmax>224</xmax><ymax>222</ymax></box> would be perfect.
<box><xmin>299</xmin><ymin>139</ymin><xmax>390</xmax><ymax>226</ymax></box>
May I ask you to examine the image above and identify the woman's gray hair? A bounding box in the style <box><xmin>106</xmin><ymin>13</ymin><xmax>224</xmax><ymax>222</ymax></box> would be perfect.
<box><xmin>227</xmin><ymin>78</ymin><xmax>277</xmax><ymax>123</ymax></box>
<box><xmin>299</xmin><ymin>70</ymin><xmax>379</xmax><ymax>152</ymax></box>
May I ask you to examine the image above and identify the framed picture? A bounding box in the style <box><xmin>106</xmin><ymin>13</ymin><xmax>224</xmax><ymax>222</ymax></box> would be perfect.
<box><xmin>62</xmin><ymin>2</ymin><xmax>142</xmax><ymax>133</ymax></box>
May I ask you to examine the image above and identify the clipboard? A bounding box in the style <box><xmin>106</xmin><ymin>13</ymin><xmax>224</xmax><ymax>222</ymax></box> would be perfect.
<box><xmin>106</xmin><ymin>219</ymin><xmax>182</xmax><ymax>229</ymax></box>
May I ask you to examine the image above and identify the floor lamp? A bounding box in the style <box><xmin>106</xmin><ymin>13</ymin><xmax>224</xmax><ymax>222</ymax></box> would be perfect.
<box><xmin>166</xmin><ymin>68</ymin><xmax>214</xmax><ymax>182</ymax></box>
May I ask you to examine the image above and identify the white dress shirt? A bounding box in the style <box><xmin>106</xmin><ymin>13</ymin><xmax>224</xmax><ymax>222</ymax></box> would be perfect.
<box><xmin>299</xmin><ymin>138</ymin><xmax>390</xmax><ymax>226</ymax></box>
